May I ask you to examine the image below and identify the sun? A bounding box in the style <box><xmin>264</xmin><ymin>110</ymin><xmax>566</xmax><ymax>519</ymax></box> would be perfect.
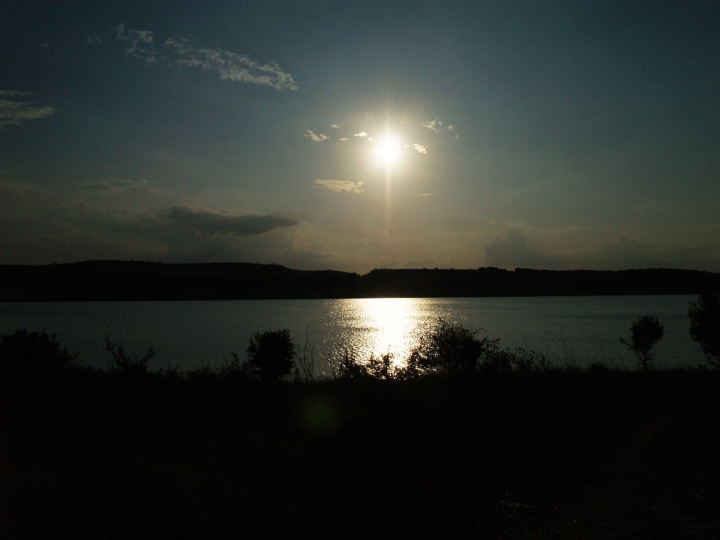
<box><xmin>375</xmin><ymin>134</ymin><xmax>402</xmax><ymax>166</ymax></box>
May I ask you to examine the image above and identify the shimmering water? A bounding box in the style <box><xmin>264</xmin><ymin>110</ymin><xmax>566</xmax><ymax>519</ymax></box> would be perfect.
<box><xmin>0</xmin><ymin>296</ymin><xmax>706</xmax><ymax>371</ymax></box>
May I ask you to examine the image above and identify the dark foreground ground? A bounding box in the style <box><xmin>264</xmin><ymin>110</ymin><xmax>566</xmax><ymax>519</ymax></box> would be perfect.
<box><xmin>2</xmin><ymin>369</ymin><xmax>719</xmax><ymax>539</ymax></box>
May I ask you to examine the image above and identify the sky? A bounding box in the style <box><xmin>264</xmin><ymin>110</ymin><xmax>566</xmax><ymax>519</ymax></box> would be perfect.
<box><xmin>1</xmin><ymin>0</ymin><xmax>719</xmax><ymax>273</ymax></box>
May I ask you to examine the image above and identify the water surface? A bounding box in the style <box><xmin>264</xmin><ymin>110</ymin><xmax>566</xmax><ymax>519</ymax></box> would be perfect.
<box><xmin>0</xmin><ymin>295</ymin><xmax>705</xmax><ymax>371</ymax></box>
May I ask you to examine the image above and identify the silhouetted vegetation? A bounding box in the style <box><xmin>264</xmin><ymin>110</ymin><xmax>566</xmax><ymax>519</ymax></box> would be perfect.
<box><xmin>2</xmin><ymin>326</ymin><xmax>719</xmax><ymax>538</ymax></box>
<box><xmin>0</xmin><ymin>328</ymin><xmax>78</xmax><ymax>381</ymax></box>
<box><xmin>408</xmin><ymin>319</ymin><xmax>487</xmax><ymax>375</ymax></box>
<box><xmin>104</xmin><ymin>335</ymin><xmax>156</xmax><ymax>376</ymax></box>
<box><xmin>333</xmin><ymin>320</ymin><xmax>551</xmax><ymax>380</ymax></box>
<box><xmin>619</xmin><ymin>315</ymin><xmax>665</xmax><ymax>372</ymax></box>
<box><xmin>3</xmin><ymin>260</ymin><xmax>720</xmax><ymax>300</ymax></box>
<box><xmin>244</xmin><ymin>329</ymin><xmax>296</xmax><ymax>382</ymax></box>
<box><xmin>688</xmin><ymin>292</ymin><xmax>720</xmax><ymax>368</ymax></box>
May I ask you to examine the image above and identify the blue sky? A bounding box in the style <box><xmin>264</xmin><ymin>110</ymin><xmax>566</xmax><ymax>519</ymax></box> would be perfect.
<box><xmin>1</xmin><ymin>0</ymin><xmax>719</xmax><ymax>272</ymax></box>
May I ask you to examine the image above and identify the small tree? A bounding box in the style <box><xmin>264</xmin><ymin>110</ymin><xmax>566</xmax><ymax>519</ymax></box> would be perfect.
<box><xmin>620</xmin><ymin>315</ymin><xmax>664</xmax><ymax>372</ymax></box>
<box><xmin>410</xmin><ymin>319</ymin><xmax>487</xmax><ymax>376</ymax></box>
<box><xmin>0</xmin><ymin>329</ymin><xmax>79</xmax><ymax>381</ymax></box>
<box><xmin>104</xmin><ymin>335</ymin><xmax>155</xmax><ymax>376</ymax></box>
<box><xmin>246</xmin><ymin>329</ymin><xmax>296</xmax><ymax>382</ymax></box>
<box><xmin>688</xmin><ymin>293</ymin><xmax>720</xmax><ymax>368</ymax></box>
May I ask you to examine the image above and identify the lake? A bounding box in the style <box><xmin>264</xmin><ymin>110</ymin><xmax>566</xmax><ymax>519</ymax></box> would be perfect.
<box><xmin>0</xmin><ymin>295</ymin><xmax>706</xmax><ymax>372</ymax></box>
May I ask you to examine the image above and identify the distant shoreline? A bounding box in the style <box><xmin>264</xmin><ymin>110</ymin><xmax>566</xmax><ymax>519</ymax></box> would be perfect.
<box><xmin>2</xmin><ymin>260</ymin><xmax>719</xmax><ymax>301</ymax></box>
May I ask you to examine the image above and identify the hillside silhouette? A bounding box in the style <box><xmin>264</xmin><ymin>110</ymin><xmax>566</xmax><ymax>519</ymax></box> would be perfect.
<box><xmin>1</xmin><ymin>261</ymin><xmax>719</xmax><ymax>301</ymax></box>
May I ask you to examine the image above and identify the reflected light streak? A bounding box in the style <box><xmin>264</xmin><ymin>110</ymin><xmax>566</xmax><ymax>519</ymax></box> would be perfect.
<box><xmin>338</xmin><ymin>298</ymin><xmax>426</xmax><ymax>364</ymax></box>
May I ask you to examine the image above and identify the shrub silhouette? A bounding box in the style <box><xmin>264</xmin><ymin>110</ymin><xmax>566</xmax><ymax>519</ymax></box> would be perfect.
<box><xmin>0</xmin><ymin>329</ymin><xmax>79</xmax><ymax>381</ymax></box>
<box><xmin>104</xmin><ymin>335</ymin><xmax>155</xmax><ymax>376</ymax></box>
<box><xmin>336</xmin><ymin>350</ymin><xmax>420</xmax><ymax>380</ymax></box>
<box><xmin>620</xmin><ymin>315</ymin><xmax>664</xmax><ymax>372</ymax></box>
<box><xmin>482</xmin><ymin>340</ymin><xmax>550</xmax><ymax>373</ymax></box>
<box><xmin>409</xmin><ymin>319</ymin><xmax>487</xmax><ymax>376</ymax></box>
<box><xmin>246</xmin><ymin>329</ymin><xmax>296</xmax><ymax>382</ymax></box>
<box><xmin>688</xmin><ymin>293</ymin><xmax>720</xmax><ymax>368</ymax></box>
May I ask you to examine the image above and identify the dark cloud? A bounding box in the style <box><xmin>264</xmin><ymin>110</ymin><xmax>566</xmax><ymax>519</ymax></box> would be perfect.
<box><xmin>484</xmin><ymin>230</ymin><xmax>552</xmax><ymax>269</ymax></box>
<box><xmin>78</xmin><ymin>178</ymin><xmax>148</xmax><ymax>191</ymax></box>
<box><xmin>168</xmin><ymin>206</ymin><xmax>298</xmax><ymax>237</ymax></box>
<box><xmin>484</xmin><ymin>230</ymin><xmax>720</xmax><ymax>271</ymax></box>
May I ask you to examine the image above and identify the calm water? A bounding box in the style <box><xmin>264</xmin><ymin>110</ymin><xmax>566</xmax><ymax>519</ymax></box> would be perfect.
<box><xmin>0</xmin><ymin>296</ymin><xmax>706</xmax><ymax>372</ymax></box>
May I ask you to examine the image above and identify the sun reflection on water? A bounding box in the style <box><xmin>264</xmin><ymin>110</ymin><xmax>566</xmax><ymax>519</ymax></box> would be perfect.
<box><xmin>327</xmin><ymin>297</ymin><xmax>445</xmax><ymax>364</ymax></box>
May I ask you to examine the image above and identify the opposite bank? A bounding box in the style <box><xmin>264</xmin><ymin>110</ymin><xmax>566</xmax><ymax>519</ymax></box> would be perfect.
<box><xmin>2</xmin><ymin>261</ymin><xmax>720</xmax><ymax>301</ymax></box>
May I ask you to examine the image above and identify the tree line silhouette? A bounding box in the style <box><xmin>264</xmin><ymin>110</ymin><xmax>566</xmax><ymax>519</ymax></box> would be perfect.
<box><xmin>2</xmin><ymin>261</ymin><xmax>720</xmax><ymax>300</ymax></box>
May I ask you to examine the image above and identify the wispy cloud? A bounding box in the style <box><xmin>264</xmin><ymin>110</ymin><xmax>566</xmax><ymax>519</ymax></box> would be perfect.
<box><xmin>421</xmin><ymin>118</ymin><xmax>443</xmax><ymax>133</ymax></box>
<box><xmin>331</xmin><ymin>124</ymin><xmax>341</xmax><ymax>128</ymax></box>
<box><xmin>314</xmin><ymin>179</ymin><xmax>364</xmax><ymax>193</ymax></box>
<box><xmin>0</xmin><ymin>91</ymin><xmax>34</xmax><ymax>97</ymax></box>
<box><xmin>421</xmin><ymin>118</ymin><xmax>459</xmax><ymax>138</ymax></box>
<box><xmin>354</xmin><ymin>131</ymin><xmax>368</xmax><ymax>138</ymax></box>
<box><xmin>86</xmin><ymin>35</ymin><xmax>103</xmax><ymax>45</ymax></box>
<box><xmin>112</xmin><ymin>25</ymin><xmax>298</xmax><ymax>90</ymax></box>
<box><xmin>340</xmin><ymin>137</ymin><xmax>348</xmax><ymax>141</ymax></box>
<box><xmin>414</xmin><ymin>192</ymin><xmax>434</xmax><ymax>198</ymax></box>
<box><xmin>168</xmin><ymin>206</ymin><xmax>298</xmax><ymax>236</ymax></box>
<box><xmin>165</xmin><ymin>38</ymin><xmax>298</xmax><ymax>90</ymax></box>
<box><xmin>408</xmin><ymin>143</ymin><xmax>428</xmax><ymax>154</ymax></box>
<box><xmin>78</xmin><ymin>178</ymin><xmax>148</xmax><ymax>192</ymax></box>
<box><xmin>305</xmin><ymin>129</ymin><xmax>329</xmax><ymax>142</ymax></box>
<box><xmin>0</xmin><ymin>91</ymin><xmax>57</xmax><ymax>129</ymax></box>
<box><xmin>116</xmin><ymin>24</ymin><xmax>157</xmax><ymax>62</ymax></box>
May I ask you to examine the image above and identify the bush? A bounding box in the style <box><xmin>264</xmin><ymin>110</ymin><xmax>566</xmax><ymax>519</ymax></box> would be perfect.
<box><xmin>0</xmin><ymin>329</ymin><xmax>79</xmax><ymax>381</ymax></box>
<box><xmin>409</xmin><ymin>319</ymin><xmax>487</xmax><ymax>376</ymax></box>
<box><xmin>482</xmin><ymin>340</ymin><xmax>551</xmax><ymax>373</ymax></box>
<box><xmin>104</xmin><ymin>335</ymin><xmax>155</xmax><ymax>376</ymax></box>
<box><xmin>246</xmin><ymin>329</ymin><xmax>296</xmax><ymax>382</ymax></box>
<box><xmin>336</xmin><ymin>350</ymin><xmax>420</xmax><ymax>381</ymax></box>
<box><xmin>688</xmin><ymin>293</ymin><xmax>720</xmax><ymax>368</ymax></box>
<box><xmin>620</xmin><ymin>315</ymin><xmax>664</xmax><ymax>372</ymax></box>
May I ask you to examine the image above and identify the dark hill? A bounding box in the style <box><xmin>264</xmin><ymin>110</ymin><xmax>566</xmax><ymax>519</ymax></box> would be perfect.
<box><xmin>1</xmin><ymin>261</ymin><xmax>719</xmax><ymax>301</ymax></box>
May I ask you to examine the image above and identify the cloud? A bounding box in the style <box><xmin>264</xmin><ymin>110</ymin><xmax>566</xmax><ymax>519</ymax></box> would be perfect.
<box><xmin>113</xmin><ymin>25</ymin><xmax>298</xmax><ymax>90</ymax></box>
<box><xmin>0</xmin><ymin>92</ymin><xmax>57</xmax><ymax>128</ymax></box>
<box><xmin>78</xmin><ymin>178</ymin><xmax>148</xmax><ymax>192</ymax></box>
<box><xmin>164</xmin><ymin>38</ymin><xmax>298</xmax><ymax>90</ymax></box>
<box><xmin>0</xmin><ymin>90</ymin><xmax>34</xmax><ymax>97</ymax></box>
<box><xmin>304</xmin><ymin>129</ymin><xmax>329</xmax><ymax>142</ymax></box>
<box><xmin>354</xmin><ymin>131</ymin><xmax>368</xmax><ymax>138</ymax></box>
<box><xmin>414</xmin><ymin>192</ymin><xmax>434</xmax><ymax>198</ymax></box>
<box><xmin>340</xmin><ymin>137</ymin><xmax>348</xmax><ymax>141</ymax></box>
<box><xmin>86</xmin><ymin>35</ymin><xmax>102</xmax><ymax>45</ymax></box>
<box><xmin>447</xmin><ymin>125</ymin><xmax>454</xmax><ymax>131</ymax></box>
<box><xmin>484</xmin><ymin>230</ymin><xmax>552</xmax><ymax>268</ymax></box>
<box><xmin>484</xmin><ymin>231</ymin><xmax>677</xmax><ymax>270</ymax></box>
<box><xmin>168</xmin><ymin>206</ymin><xmax>298</xmax><ymax>236</ymax></box>
<box><xmin>314</xmin><ymin>179</ymin><xmax>364</xmax><ymax>193</ymax></box>
<box><xmin>410</xmin><ymin>143</ymin><xmax>428</xmax><ymax>154</ymax></box>
<box><xmin>116</xmin><ymin>24</ymin><xmax>157</xmax><ymax>62</ymax></box>
<box><xmin>421</xmin><ymin>118</ymin><xmax>443</xmax><ymax>133</ymax></box>
<box><xmin>406</xmin><ymin>260</ymin><xmax>435</xmax><ymax>268</ymax></box>
<box><xmin>331</xmin><ymin>124</ymin><xmax>341</xmax><ymax>128</ymax></box>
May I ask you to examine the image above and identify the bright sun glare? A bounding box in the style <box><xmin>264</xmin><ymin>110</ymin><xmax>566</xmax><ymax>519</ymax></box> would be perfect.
<box><xmin>375</xmin><ymin>134</ymin><xmax>402</xmax><ymax>166</ymax></box>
